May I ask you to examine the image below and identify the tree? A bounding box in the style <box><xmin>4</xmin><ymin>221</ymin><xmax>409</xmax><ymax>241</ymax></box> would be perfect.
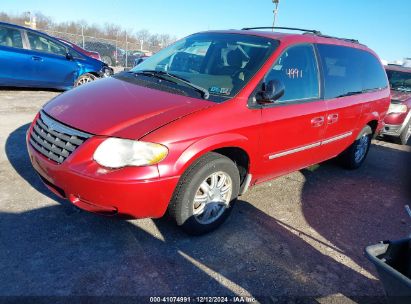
<box><xmin>0</xmin><ymin>11</ymin><xmax>177</xmax><ymax>52</ymax></box>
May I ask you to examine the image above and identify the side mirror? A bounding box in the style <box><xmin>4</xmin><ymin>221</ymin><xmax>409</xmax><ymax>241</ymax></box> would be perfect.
<box><xmin>256</xmin><ymin>79</ymin><xmax>285</xmax><ymax>104</ymax></box>
<box><xmin>66</xmin><ymin>52</ymin><xmax>73</xmax><ymax>60</ymax></box>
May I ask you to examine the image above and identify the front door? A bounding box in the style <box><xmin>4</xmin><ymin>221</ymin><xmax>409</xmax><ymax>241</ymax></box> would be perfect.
<box><xmin>256</xmin><ymin>44</ymin><xmax>327</xmax><ymax>182</ymax></box>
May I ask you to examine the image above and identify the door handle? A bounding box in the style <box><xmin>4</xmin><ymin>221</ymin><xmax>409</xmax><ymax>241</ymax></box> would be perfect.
<box><xmin>327</xmin><ymin>114</ymin><xmax>339</xmax><ymax>124</ymax></box>
<box><xmin>31</xmin><ymin>56</ymin><xmax>43</xmax><ymax>61</ymax></box>
<box><xmin>311</xmin><ymin>116</ymin><xmax>325</xmax><ymax>127</ymax></box>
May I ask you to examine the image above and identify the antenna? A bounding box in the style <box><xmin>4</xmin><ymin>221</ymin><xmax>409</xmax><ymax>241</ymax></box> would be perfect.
<box><xmin>272</xmin><ymin>0</ymin><xmax>280</xmax><ymax>31</ymax></box>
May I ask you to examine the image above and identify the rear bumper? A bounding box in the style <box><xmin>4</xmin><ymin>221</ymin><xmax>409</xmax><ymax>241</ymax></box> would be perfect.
<box><xmin>27</xmin><ymin>138</ymin><xmax>179</xmax><ymax>219</ymax></box>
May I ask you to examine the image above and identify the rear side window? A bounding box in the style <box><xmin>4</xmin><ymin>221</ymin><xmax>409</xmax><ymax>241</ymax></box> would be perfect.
<box><xmin>317</xmin><ymin>44</ymin><xmax>387</xmax><ymax>99</ymax></box>
<box><xmin>27</xmin><ymin>31</ymin><xmax>67</xmax><ymax>56</ymax></box>
<box><xmin>265</xmin><ymin>44</ymin><xmax>320</xmax><ymax>102</ymax></box>
<box><xmin>0</xmin><ymin>26</ymin><xmax>23</xmax><ymax>49</ymax></box>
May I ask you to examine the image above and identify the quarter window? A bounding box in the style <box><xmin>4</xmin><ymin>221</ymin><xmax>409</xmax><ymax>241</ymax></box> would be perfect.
<box><xmin>0</xmin><ymin>26</ymin><xmax>23</xmax><ymax>49</ymax></box>
<box><xmin>360</xmin><ymin>51</ymin><xmax>388</xmax><ymax>91</ymax></box>
<box><xmin>27</xmin><ymin>32</ymin><xmax>67</xmax><ymax>56</ymax></box>
<box><xmin>265</xmin><ymin>44</ymin><xmax>320</xmax><ymax>102</ymax></box>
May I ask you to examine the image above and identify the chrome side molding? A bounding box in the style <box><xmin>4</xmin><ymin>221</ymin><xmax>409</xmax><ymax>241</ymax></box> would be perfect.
<box><xmin>268</xmin><ymin>131</ymin><xmax>353</xmax><ymax>160</ymax></box>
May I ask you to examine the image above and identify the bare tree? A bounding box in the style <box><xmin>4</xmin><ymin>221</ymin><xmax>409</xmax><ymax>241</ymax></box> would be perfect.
<box><xmin>0</xmin><ymin>11</ymin><xmax>177</xmax><ymax>52</ymax></box>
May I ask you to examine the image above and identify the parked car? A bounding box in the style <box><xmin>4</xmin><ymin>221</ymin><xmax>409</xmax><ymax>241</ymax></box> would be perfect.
<box><xmin>379</xmin><ymin>65</ymin><xmax>411</xmax><ymax>144</ymax></box>
<box><xmin>27</xmin><ymin>27</ymin><xmax>390</xmax><ymax>235</ymax></box>
<box><xmin>122</xmin><ymin>50</ymin><xmax>150</xmax><ymax>67</ymax></box>
<box><xmin>58</xmin><ymin>38</ymin><xmax>102</xmax><ymax>61</ymax></box>
<box><xmin>0</xmin><ymin>22</ymin><xmax>112</xmax><ymax>90</ymax></box>
<box><xmin>134</xmin><ymin>54</ymin><xmax>149</xmax><ymax>67</ymax></box>
<box><xmin>83</xmin><ymin>41</ymin><xmax>123</xmax><ymax>66</ymax></box>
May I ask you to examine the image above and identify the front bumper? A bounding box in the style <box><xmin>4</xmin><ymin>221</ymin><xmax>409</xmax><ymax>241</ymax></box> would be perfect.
<box><xmin>380</xmin><ymin>123</ymin><xmax>403</xmax><ymax>137</ymax></box>
<box><xmin>26</xmin><ymin>133</ymin><xmax>179</xmax><ymax>219</ymax></box>
<box><xmin>380</xmin><ymin>112</ymin><xmax>410</xmax><ymax>137</ymax></box>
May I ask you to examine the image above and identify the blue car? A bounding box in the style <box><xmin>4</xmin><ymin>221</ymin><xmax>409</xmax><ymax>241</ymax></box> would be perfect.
<box><xmin>0</xmin><ymin>22</ymin><xmax>112</xmax><ymax>90</ymax></box>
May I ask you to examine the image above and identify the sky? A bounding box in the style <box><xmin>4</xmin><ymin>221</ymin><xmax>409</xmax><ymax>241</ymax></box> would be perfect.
<box><xmin>1</xmin><ymin>0</ymin><xmax>410</xmax><ymax>61</ymax></box>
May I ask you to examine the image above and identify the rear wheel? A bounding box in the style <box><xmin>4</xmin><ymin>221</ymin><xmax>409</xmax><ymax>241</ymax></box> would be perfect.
<box><xmin>168</xmin><ymin>152</ymin><xmax>240</xmax><ymax>235</ymax></box>
<box><xmin>397</xmin><ymin>120</ymin><xmax>411</xmax><ymax>145</ymax></box>
<box><xmin>74</xmin><ymin>73</ymin><xmax>97</xmax><ymax>87</ymax></box>
<box><xmin>339</xmin><ymin>125</ymin><xmax>372</xmax><ymax>169</ymax></box>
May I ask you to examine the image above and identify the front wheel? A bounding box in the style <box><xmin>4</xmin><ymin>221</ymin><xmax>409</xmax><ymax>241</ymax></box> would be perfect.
<box><xmin>168</xmin><ymin>152</ymin><xmax>240</xmax><ymax>235</ymax></box>
<box><xmin>339</xmin><ymin>125</ymin><xmax>372</xmax><ymax>169</ymax></box>
<box><xmin>74</xmin><ymin>73</ymin><xmax>97</xmax><ymax>87</ymax></box>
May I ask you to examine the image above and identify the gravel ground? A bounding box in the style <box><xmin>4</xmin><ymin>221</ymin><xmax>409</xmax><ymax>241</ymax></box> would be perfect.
<box><xmin>0</xmin><ymin>88</ymin><xmax>410</xmax><ymax>303</ymax></box>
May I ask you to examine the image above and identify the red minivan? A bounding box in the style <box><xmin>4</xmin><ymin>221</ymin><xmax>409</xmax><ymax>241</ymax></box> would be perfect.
<box><xmin>27</xmin><ymin>28</ymin><xmax>390</xmax><ymax>234</ymax></box>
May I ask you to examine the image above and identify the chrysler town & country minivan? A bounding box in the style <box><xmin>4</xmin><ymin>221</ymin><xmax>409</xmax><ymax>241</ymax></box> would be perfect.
<box><xmin>27</xmin><ymin>27</ymin><xmax>390</xmax><ymax>234</ymax></box>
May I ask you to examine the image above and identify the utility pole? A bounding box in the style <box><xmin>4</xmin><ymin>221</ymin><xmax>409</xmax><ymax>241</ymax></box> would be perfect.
<box><xmin>272</xmin><ymin>0</ymin><xmax>280</xmax><ymax>31</ymax></box>
<box><xmin>81</xmin><ymin>25</ymin><xmax>85</xmax><ymax>48</ymax></box>
<box><xmin>125</xmin><ymin>32</ymin><xmax>128</xmax><ymax>68</ymax></box>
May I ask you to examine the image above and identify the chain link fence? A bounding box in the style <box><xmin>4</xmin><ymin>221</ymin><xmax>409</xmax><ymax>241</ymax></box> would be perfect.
<box><xmin>39</xmin><ymin>28</ymin><xmax>156</xmax><ymax>70</ymax></box>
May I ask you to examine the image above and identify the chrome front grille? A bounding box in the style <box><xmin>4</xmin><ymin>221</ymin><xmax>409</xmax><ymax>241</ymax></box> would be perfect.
<box><xmin>29</xmin><ymin>111</ymin><xmax>92</xmax><ymax>164</ymax></box>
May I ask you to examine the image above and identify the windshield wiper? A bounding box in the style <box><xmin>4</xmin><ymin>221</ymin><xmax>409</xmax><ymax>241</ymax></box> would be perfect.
<box><xmin>135</xmin><ymin>70</ymin><xmax>210</xmax><ymax>99</ymax></box>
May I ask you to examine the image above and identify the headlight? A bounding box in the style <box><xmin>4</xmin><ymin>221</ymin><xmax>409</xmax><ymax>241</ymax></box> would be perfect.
<box><xmin>388</xmin><ymin>103</ymin><xmax>407</xmax><ymax>114</ymax></box>
<box><xmin>93</xmin><ymin>138</ymin><xmax>168</xmax><ymax>168</ymax></box>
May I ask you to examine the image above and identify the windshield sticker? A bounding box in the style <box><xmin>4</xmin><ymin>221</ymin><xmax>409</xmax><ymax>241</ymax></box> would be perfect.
<box><xmin>209</xmin><ymin>86</ymin><xmax>232</xmax><ymax>95</ymax></box>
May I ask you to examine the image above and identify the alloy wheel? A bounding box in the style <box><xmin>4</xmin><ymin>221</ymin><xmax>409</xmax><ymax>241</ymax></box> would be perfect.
<box><xmin>77</xmin><ymin>76</ymin><xmax>94</xmax><ymax>86</ymax></box>
<box><xmin>354</xmin><ymin>134</ymin><xmax>370</xmax><ymax>163</ymax></box>
<box><xmin>193</xmin><ymin>171</ymin><xmax>232</xmax><ymax>225</ymax></box>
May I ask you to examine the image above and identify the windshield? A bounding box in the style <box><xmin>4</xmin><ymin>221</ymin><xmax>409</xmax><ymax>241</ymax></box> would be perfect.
<box><xmin>131</xmin><ymin>33</ymin><xmax>278</xmax><ymax>101</ymax></box>
<box><xmin>386</xmin><ymin>69</ymin><xmax>411</xmax><ymax>92</ymax></box>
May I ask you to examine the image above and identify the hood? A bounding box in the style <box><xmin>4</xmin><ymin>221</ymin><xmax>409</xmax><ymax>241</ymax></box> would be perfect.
<box><xmin>390</xmin><ymin>89</ymin><xmax>411</xmax><ymax>103</ymax></box>
<box><xmin>43</xmin><ymin>77</ymin><xmax>214</xmax><ymax>139</ymax></box>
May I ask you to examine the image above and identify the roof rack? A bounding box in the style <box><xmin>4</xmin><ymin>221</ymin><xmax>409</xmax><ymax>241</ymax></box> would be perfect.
<box><xmin>241</xmin><ymin>27</ymin><xmax>322</xmax><ymax>35</ymax></box>
<box><xmin>315</xmin><ymin>34</ymin><xmax>359</xmax><ymax>44</ymax></box>
<box><xmin>241</xmin><ymin>26</ymin><xmax>361</xmax><ymax>44</ymax></box>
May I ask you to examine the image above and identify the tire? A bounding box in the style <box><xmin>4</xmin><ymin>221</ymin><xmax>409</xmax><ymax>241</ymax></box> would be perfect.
<box><xmin>168</xmin><ymin>152</ymin><xmax>240</xmax><ymax>235</ymax></box>
<box><xmin>74</xmin><ymin>73</ymin><xmax>97</xmax><ymax>87</ymax></box>
<box><xmin>101</xmin><ymin>56</ymin><xmax>112</xmax><ymax>66</ymax></box>
<box><xmin>396</xmin><ymin>120</ymin><xmax>411</xmax><ymax>145</ymax></box>
<box><xmin>339</xmin><ymin>125</ymin><xmax>373</xmax><ymax>170</ymax></box>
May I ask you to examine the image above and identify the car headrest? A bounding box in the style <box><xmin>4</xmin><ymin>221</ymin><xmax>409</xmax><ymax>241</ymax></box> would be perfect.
<box><xmin>227</xmin><ymin>48</ymin><xmax>244</xmax><ymax>68</ymax></box>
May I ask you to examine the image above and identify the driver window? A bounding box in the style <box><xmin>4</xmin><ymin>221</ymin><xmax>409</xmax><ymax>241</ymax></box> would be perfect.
<box><xmin>27</xmin><ymin>32</ymin><xmax>67</xmax><ymax>56</ymax></box>
<box><xmin>265</xmin><ymin>44</ymin><xmax>320</xmax><ymax>102</ymax></box>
